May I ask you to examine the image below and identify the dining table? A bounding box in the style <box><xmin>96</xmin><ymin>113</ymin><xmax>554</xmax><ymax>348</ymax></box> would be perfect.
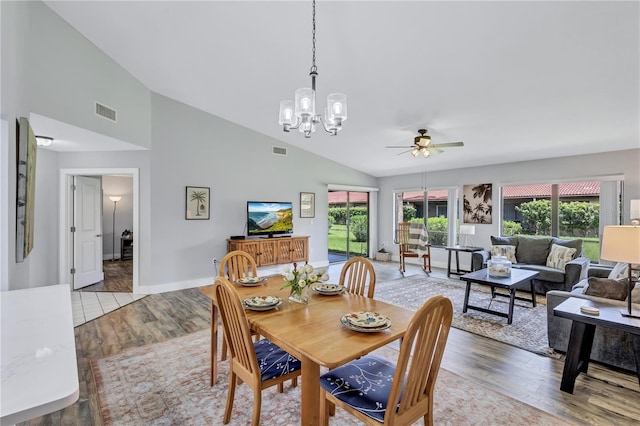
<box><xmin>200</xmin><ymin>275</ymin><xmax>415</xmax><ymax>426</ymax></box>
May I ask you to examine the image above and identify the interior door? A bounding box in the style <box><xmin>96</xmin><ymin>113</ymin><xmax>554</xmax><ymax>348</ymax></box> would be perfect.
<box><xmin>73</xmin><ymin>176</ymin><xmax>104</xmax><ymax>289</ymax></box>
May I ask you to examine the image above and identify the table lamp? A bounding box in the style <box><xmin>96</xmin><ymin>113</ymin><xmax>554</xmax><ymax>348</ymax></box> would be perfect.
<box><xmin>600</xmin><ymin>225</ymin><xmax>640</xmax><ymax>318</ymax></box>
<box><xmin>459</xmin><ymin>225</ymin><xmax>476</xmax><ymax>247</ymax></box>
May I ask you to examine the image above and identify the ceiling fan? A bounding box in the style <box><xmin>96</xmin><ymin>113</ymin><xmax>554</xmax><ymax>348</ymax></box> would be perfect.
<box><xmin>386</xmin><ymin>129</ymin><xmax>464</xmax><ymax>157</ymax></box>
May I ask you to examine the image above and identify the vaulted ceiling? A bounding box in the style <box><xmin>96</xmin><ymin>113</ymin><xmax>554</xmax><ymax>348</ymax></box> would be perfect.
<box><xmin>41</xmin><ymin>1</ymin><xmax>639</xmax><ymax>177</ymax></box>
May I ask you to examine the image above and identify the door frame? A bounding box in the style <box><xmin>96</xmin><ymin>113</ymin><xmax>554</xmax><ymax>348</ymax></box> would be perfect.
<box><xmin>59</xmin><ymin>168</ymin><xmax>139</xmax><ymax>293</ymax></box>
<box><xmin>327</xmin><ymin>184</ymin><xmax>379</xmax><ymax>260</ymax></box>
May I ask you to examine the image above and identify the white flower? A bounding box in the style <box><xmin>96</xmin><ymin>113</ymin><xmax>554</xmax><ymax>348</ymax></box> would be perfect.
<box><xmin>284</xmin><ymin>272</ymin><xmax>295</xmax><ymax>281</ymax></box>
<box><xmin>298</xmin><ymin>278</ymin><xmax>307</xmax><ymax>288</ymax></box>
<box><xmin>320</xmin><ymin>273</ymin><xmax>329</xmax><ymax>282</ymax></box>
<box><xmin>303</xmin><ymin>264</ymin><xmax>314</xmax><ymax>274</ymax></box>
<box><xmin>282</xmin><ymin>265</ymin><xmax>291</xmax><ymax>274</ymax></box>
<box><xmin>316</xmin><ymin>268</ymin><xmax>326</xmax><ymax>275</ymax></box>
<box><xmin>309</xmin><ymin>273</ymin><xmax>318</xmax><ymax>283</ymax></box>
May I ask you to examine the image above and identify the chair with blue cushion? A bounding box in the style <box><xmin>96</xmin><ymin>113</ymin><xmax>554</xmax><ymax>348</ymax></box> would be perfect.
<box><xmin>214</xmin><ymin>277</ymin><xmax>302</xmax><ymax>426</ymax></box>
<box><xmin>319</xmin><ymin>295</ymin><xmax>453</xmax><ymax>425</ymax></box>
<box><xmin>219</xmin><ymin>250</ymin><xmax>260</xmax><ymax>362</ymax></box>
<box><xmin>339</xmin><ymin>256</ymin><xmax>377</xmax><ymax>298</ymax></box>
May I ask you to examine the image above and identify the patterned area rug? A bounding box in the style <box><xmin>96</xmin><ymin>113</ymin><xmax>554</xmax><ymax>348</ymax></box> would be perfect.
<box><xmin>92</xmin><ymin>329</ymin><xmax>575</xmax><ymax>425</ymax></box>
<box><xmin>375</xmin><ymin>274</ymin><xmax>557</xmax><ymax>357</ymax></box>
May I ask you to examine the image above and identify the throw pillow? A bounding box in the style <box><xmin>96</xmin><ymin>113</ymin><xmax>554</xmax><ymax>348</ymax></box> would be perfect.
<box><xmin>490</xmin><ymin>245</ymin><xmax>517</xmax><ymax>264</ymax></box>
<box><xmin>585</xmin><ymin>277</ymin><xmax>628</xmax><ymax>301</ymax></box>
<box><xmin>608</xmin><ymin>262</ymin><xmax>629</xmax><ymax>280</ymax></box>
<box><xmin>551</xmin><ymin>237</ymin><xmax>583</xmax><ymax>259</ymax></box>
<box><xmin>546</xmin><ymin>244</ymin><xmax>577</xmax><ymax>270</ymax></box>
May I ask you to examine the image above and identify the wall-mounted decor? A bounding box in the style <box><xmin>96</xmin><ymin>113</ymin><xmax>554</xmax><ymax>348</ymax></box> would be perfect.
<box><xmin>463</xmin><ymin>183</ymin><xmax>492</xmax><ymax>224</ymax></box>
<box><xmin>186</xmin><ymin>186</ymin><xmax>210</xmax><ymax>220</ymax></box>
<box><xmin>16</xmin><ymin>117</ymin><xmax>37</xmax><ymax>262</ymax></box>
<box><xmin>300</xmin><ymin>192</ymin><xmax>315</xmax><ymax>218</ymax></box>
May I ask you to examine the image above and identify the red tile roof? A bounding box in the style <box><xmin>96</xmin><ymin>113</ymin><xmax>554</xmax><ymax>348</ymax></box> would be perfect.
<box><xmin>328</xmin><ymin>182</ymin><xmax>600</xmax><ymax>204</ymax></box>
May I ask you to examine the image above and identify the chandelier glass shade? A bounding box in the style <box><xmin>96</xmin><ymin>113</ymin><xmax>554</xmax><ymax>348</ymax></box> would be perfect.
<box><xmin>278</xmin><ymin>0</ymin><xmax>347</xmax><ymax>138</ymax></box>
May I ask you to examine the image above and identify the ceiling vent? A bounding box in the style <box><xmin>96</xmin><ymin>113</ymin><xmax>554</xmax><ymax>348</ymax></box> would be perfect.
<box><xmin>95</xmin><ymin>102</ymin><xmax>117</xmax><ymax>122</ymax></box>
<box><xmin>272</xmin><ymin>146</ymin><xmax>287</xmax><ymax>156</ymax></box>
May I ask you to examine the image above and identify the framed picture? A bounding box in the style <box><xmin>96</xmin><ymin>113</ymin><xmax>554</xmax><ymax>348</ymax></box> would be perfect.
<box><xmin>300</xmin><ymin>192</ymin><xmax>315</xmax><ymax>218</ymax></box>
<box><xmin>186</xmin><ymin>186</ymin><xmax>210</xmax><ymax>220</ymax></box>
<box><xmin>16</xmin><ymin>117</ymin><xmax>37</xmax><ymax>262</ymax></box>
<box><xmin>463</xmin><ymin>183</ymin><xmax>493</xmax><ymax>224</ymax></box>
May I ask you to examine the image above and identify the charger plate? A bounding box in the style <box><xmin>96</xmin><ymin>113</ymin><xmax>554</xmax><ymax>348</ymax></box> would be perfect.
<box><xmin>340</xmin><ymin>315</ymin><xmax>392</xmax><ymax>333</ymax></box>
<box><xmin>236</xmin><ymin>277</ymin><xmax>267</xmax><ymax>286</ymax></box>
<box><xmin>242</xmin><ymin>296</ymin><xmax>282</xmax><ymax>311</ymax></box>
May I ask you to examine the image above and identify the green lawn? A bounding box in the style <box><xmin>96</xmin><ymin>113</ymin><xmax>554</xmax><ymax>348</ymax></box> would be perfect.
<box><xmin>328</xmin><ymin>224</ymin><xmax>368</xmax><ymax>256</ymax></box>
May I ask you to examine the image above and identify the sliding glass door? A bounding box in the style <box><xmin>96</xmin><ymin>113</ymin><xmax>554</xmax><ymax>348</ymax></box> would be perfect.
<box><xmin>328</xmin><ymin>191</ymin><xmax>369</xmax><ymax>263</ymax></box>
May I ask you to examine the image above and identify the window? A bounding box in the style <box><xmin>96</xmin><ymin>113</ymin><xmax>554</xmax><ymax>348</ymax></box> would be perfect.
<box><xmin>394</xmin><ymin>188</ymin><xmax>456</xmax><ymax>247</ymax></box>
<box><xmin>501</xmin><ymin>180</ymin><xmax>622</xmax><ymax>263</ymax></box>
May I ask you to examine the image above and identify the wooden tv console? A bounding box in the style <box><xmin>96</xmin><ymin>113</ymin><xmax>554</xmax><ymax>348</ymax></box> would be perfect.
<box><xmin>227</xmin><ymin>236</ymin><xmax>309</xmax><ymax>267</ymax></box>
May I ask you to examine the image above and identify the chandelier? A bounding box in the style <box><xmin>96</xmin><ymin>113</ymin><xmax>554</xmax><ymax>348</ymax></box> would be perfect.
<box><xmin>278</xmin><ymin>0</ymin><xmax>347</xmax><ymax>138</ymax></box>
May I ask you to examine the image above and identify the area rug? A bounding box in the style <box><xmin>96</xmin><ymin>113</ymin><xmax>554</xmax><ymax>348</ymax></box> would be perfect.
<box><xmin>91</xmin><ymin>329</ymin><xmax>575</xmax><ymax>425</ymax></box>
<box><xmin>375</xmin><ymin>274</ymin><xmax>557</xmax><ymax>357</ymax></box>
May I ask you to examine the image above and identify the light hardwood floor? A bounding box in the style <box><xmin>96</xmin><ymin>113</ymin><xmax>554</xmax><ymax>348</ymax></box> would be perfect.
<box><xmin>20</xmin><ymin>260</ymin><xmax>640</xmax><ymax>425</ymax></box>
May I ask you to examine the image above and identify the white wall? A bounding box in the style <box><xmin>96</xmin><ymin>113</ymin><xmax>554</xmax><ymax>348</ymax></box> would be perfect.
<box><xmin>378</xmin><ymin>149</ymin><xmax>640</xmax><ymax>270</ymax></box>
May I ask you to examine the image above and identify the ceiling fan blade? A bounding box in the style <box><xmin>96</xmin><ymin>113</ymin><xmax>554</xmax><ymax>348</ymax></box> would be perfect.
<box><xmin>385</xmin><ymin>145</ymin><xmax>414</xmax><ymax>149</ymax></box>
<box><xmin>396</xmin><ymin>149</ymin><xmax>415</xmax><ymax>156</ymax></box>
<box><xmin>427</xmin><ymin>147</ymin><xmax>444</xmax><ymax>155</ymax></box>
<box><xmin>430</xmin><ymin>141</ymin><xmax>464</xmax><ymax>148</ymax></box>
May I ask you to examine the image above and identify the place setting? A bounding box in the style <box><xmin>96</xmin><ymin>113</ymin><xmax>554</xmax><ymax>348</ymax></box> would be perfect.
<box><xmin>242</xmin><ymin>295</ymin><xmax>283</xmax><ymax>311</ymax></box>
<box><xmin>340</xmin><ymin>311</ymin><xmax>393</xmax><ymax>333</ymax></box>
<box><xmin>311</xmin><ymin>283</ymin><xmax>345</xmax><ymax>296</ymax></box>
<box><xmin>235</xmin><ymin>276</ymin><xmax>268</xmax><ymax>287</ymax></box>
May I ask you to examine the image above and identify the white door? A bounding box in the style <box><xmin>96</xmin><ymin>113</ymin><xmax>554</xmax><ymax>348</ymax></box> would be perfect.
<box><xmin>73</xmin><ymin>176</ymin><xmax>104</xmax><ymax>289</ymax></box>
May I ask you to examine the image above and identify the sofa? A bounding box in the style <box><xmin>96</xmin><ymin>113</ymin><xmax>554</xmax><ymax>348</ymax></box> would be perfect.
<box><xmin>471</xmin><ymin>235</ymin><xmax>590</xmax><ymax>294</ymax></box>
<box><xmin>546</xmin><ymin>265</ymin><xmax>639</xmax><ymax>373</ymax></box>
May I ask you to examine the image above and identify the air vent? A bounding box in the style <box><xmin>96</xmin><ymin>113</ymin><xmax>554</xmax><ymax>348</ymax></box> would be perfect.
<box><xmin>272</xmin><ymin>146</ymin><xmax>287</xmax><ymax>156</ymax></box>
<box><xmin>95</xmin><ymin>102</ymin><xmax>117</xmax><ymax>122</ymax></box>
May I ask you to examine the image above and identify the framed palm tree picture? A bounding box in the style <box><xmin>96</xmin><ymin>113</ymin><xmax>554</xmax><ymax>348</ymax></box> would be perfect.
<box><xmin>186</xmin><ymin>186</ymin><xmax>210</xmax><ymax>220</ymax></box>
<box><xmin>463</xmin><ymin>183</ymin><xmax>492</xmax><ymax>224</ymax></box>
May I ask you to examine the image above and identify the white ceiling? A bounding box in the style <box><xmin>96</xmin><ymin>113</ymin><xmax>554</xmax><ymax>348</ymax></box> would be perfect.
<box><xmin>40</xmin><ymin>1</ymin><xmax>639</xmax><ymax>177</ymax></box>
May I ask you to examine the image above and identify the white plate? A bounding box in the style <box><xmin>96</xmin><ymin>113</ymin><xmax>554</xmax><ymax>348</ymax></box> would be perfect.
<box><xmin>243</xmin><ymin>295</ymin><xmax>280</xmax><ymax>308</ymax></box>
<box><xmin>340</xmin><ymin>316</ymin><xmax>392</xmax><ymax>333</ymax></box>
<box><xmin>343</xmin><ymin>311</ymin><xmax>391</xmax><ymax>328</ymax></box>
<box><xmin>236</xmin><ymin>276</ymin><xmax>267</xmax><ymax>286</ymax></box>
<box><xmin>311</xmin><ymin>283</ymin><xmax>345</xmax><ymax>295</ymax></box>
<box><xmin>243</xmin><ymin>299</ymin><xmax>283</xmax><ymax>311</ymax></box>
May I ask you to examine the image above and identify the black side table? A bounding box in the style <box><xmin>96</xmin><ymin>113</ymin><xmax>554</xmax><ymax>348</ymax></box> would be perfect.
<box><xmin>445</xmin><ymin>246</ymin><xmax>484</xmax><ymax>277</ymax></box>
<box><xmin>120</xmin><ymin>236</ymin><xmax>133</xmax><ymax>260</ymax></box>
<box><xmin>554</xmin><ymin>297</ymin><xmax>640</xmax><ymax>393</ymax></box>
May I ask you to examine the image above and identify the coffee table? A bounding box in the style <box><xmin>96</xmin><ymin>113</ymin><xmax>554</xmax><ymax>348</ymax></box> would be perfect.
<box><xmin>460</xmin><ymin>268</ymin><xmax>539</xmax><ymax>324</ymax></box>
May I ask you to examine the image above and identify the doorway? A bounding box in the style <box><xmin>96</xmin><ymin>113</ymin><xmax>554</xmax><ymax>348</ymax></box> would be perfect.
<box><xmin>59</xmin><ymin>168</ymin><xmax>139</xmax><ymax>293</ymax></box>
<box><xmin>328</xmin><ymin>190</ymin><xmax>370</xmax><ymax>263</ymax></box>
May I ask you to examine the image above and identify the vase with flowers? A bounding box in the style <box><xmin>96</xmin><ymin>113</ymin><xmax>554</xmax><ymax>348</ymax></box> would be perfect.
<box><xmin>281</xmin><ymin>263</ymin><xmax>329</xmax><ymax>304</ymax></box>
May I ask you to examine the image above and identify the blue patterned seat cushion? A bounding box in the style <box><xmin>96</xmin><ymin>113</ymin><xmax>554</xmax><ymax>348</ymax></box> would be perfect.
<box><xmin>254</xmin><ymin>339</ymin><xmax>301</xmax><ymax>381</ymax></box>
<box><xmin>319</xmin><ymin>354</ymin><xmax>397</xmax><ymax>423</ymax></box>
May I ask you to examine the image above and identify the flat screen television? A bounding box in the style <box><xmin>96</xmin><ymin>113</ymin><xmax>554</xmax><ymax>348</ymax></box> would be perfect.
<box><xmin>247</xmin><ymin>201</ymin><xmax>294</xmax><ymax>238</ymax></box>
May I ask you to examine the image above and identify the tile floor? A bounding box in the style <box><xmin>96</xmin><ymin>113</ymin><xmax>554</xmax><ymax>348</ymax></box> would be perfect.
<box><xmin>71</xmin><ymin>291</ymin><xmax>147</xmax><ymax>327</ymax></box>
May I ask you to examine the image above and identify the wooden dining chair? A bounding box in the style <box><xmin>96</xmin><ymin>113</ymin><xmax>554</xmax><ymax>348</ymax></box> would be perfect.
<box><xmin>338</xmin><ymin>256</ymin><xmax>377</xmax><ymax>298</ymax></box>
<box><xmin>319</xmin><ymin>295</ymin><xmax>453</xmax><ymax>426</ymax></box>
<box><xmin>214</xmin><ymin>277</ymin><xmax>302</xmax><ymax>426</ymax></box>
<box><xmin>219</xmin><ymin>250</ymin><xmax>259</xmax><ymax>362</ymax></box>
<box><xmin>397</xmin><ymin>221</ymin><xmax>432</xmax><ymax>273</ymax></box>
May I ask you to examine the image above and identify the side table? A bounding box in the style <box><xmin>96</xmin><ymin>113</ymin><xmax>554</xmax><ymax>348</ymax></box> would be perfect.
<box><xmin>553</xmin><ymin>297</ymin><xmax>640</xmax><ymax>393</ymax></box>
<box><xmin>445</xmin><ymin>246</ymin><xmax>484</xmax><ymax>277</ymax></box>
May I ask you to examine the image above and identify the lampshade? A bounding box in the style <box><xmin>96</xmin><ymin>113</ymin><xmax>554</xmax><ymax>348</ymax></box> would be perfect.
<box><xmin>109</xmin><ymin>196</ymin><xmax>122</xmax><ymax>202</ymax></box>
<box><xmin>459</xmin><ymin>225</ymin><xmax>476</xmax><ymax>235</ymax></box>
<box><xmin>600</xmin><ymin>226</ymin><xmax>640</xmax><ymax>265</ymax></box>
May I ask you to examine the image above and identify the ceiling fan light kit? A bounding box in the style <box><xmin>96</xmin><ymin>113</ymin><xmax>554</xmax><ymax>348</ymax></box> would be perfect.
<box><xmin>278</xmin><ymin>0</ymin><xmax>347</xmax><ymax>138</ymax></box>
<box><xmin>387</xmin><ymin>128</ymin><xmax>464</xmax><ymax>158</ymax></box>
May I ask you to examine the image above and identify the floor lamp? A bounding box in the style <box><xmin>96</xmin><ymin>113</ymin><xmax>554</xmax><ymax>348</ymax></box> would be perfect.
<box><xmin>600</xmin><ymin>225</ymin><xmax>640</xmax><ymax>318</ymax></box>
<box><xmin>109</xmin><ymin>196</ymin><xmax>121</xmax><ymax>261</ymax></box>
